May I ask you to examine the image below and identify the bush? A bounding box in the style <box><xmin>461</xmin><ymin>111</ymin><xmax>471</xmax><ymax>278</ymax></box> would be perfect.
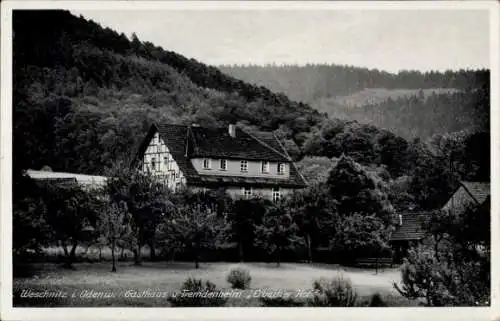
<box><xmin>260</xmin><ymin>296</ymin><xmax>304</xmax><ymax>307</ymax></box>
<box><xmin>368</xmin><ymin>293</ymin><xmax>388</xmax><ymax>307</ymax></box>
<box><xmin>226</xmin><ymin>268</ymin><xmax>251</xmax><ymax>289</ymax></box>
<box><xmin>168</xmin><ymin>277</ymin><xmax>227</xmax><ymax>307</ymax></box>
<box><xmin>309</xmin><ymin>275</ymin><xmax>357</xmax><ymax>307</ymax></box>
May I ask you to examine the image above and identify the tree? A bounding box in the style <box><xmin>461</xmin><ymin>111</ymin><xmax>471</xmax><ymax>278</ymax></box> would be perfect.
<box><xmin>12</xmin><ymin>174</ymin><xmax>51</xmax><ymax>265</ymax></box>
<box><xmin>40</xmin><ymin>182</ymin><xmax>100</xmax><ymax>268</ymax></box>
<box><xmin>104</xmin><ymin>161</ymin><xmax>171</xmax><ymax>265</ymax></box>
<box><xmin>255</xmin><ymin>203</ymin><xmax>304</xmax><ymax>267</ymax></box>
<box><xmin>287</xmin><ymin>183</ymin><xmax>337</xmax><ymax>263</ymax></box>
<box><xmin>167</xmin><ymin>190</ymin><xmax>226</xmax><ymax>269</ymax></box>
<box><xmin>327</xmin><ymin>155</ymin><xmax>394</xmax><ymax>222</ymax></box>
<box><xmin>227</xmin><ymin>198</ymin><xmax>267</xmax><ymax>262</ymax></box>
<box><xmin>99</xmin><ymin>200</ymin><xmax>131</xmax><ymax>272</ymax></box>
<box><xmin>394</xmin><ymin>201</ymin><xmax>490</xmax><ymax>306</ymax></box>
<box><xmin>329</xmin><ymin>213</ymin><xmax>391</xmax><ymax>265</ymax></box>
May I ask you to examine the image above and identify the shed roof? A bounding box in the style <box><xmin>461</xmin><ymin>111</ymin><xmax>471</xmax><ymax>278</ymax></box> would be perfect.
<box><xmin>390</xmin><ymin>211</ymin><xmax>433</xmax><ymax>241</ymax></box>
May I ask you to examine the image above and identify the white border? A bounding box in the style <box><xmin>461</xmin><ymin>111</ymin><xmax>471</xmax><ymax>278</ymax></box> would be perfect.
<box><xmin>1</xmin><ymin>1</ymin><xmax>498</xmax><ymax>321</ymax></box>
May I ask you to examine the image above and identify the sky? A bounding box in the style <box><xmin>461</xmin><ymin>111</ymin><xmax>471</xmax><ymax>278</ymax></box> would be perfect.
<box><xmin>71</xmin><ymin>9</ymin><xmax>490</xmax><ymax>73</ymax></box>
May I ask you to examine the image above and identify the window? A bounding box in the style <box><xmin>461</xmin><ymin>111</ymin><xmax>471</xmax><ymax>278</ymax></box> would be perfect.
<box><xmin>272</xmin><ymin>187</ymin><xmax>281</xmax><ymax>202</ymax></box>
<box><xmin>242</xmin><ymin>187</ymin><xmax>252</xmax><ymax>199</ymax></box>
<box><xmin>220</xmin><ymin>159</ymin><xmax>227</xmax><ymax>171</ymax></box>
<box><xmin>277</xmin><ymin>163</ymin><xmax>285</xmax><ymax>175</ymax></box>
<box><xmin>261</xmin><ymin>161</ymin><xmax>269</xmax><ymax>173</ymax></box>
<box><xmin>240</xmin><ymin>160</ymin><xmax>248</xmax><ymax>172</ymax></box>
<box><xmin>151</xmin><ymin>158</ymin><xmax>156</xmax><ymax>171</ymax></box>
<box><xmin>203</xmin><ymin>158</ymin><xmax>211</xmax><ymax>169</ymax></box>
<box><xmin>164</xmin><ymin>156</ymin><xmax>168</xmax><ymax>166</ymax></box>
<box><xmin>166</xmin><ymin>155</ymin><xmax>172</xmax><ymax>170</ymax></box>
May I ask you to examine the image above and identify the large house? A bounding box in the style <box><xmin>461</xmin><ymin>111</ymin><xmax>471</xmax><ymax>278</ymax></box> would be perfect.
<box><xmin>133</xmin><ymin>123</ymin><xmax>307</xmax><ymax>201</ymax></box>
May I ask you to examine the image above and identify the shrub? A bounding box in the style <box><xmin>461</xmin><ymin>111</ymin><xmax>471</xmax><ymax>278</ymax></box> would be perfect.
<box><xmin>368</xmin><ymin>293</ymin><xmax>388</xmax><ymax>307</ymax></box>
<box><xmin>357</xmin><ymin>293</ymin><xmax>421</xmax><ymax>307</ymax></box>
<box><xmin>168</xmin><ymin>277</ymin><xmax>227</xmax><ymax>307</ymax></box>
<box><xmin>260</xmin><ymin>296</ymin><xmax>305</xmax><ymax>307</ymax></box>
<box><xmin>309</xmin><ymin>275</ymin><xmax>357</xmax><ymax>307</ymax></box>
<box><xmin>226</xmin><ymin>268</ymin><xmax>251</xmax><ymax>289</ymax></box>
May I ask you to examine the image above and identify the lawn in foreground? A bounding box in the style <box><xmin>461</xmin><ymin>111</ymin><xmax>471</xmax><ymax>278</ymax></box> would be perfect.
<box><xmin>13</xmin><ymin>261</ymin><xmax>414</xmax><ymax>307</ymax></box>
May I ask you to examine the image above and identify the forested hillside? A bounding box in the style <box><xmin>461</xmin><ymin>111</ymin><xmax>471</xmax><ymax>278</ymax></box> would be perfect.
<box><xmin>13</xmin><ymin>10</ymin><xmax>323</xmax><ymax>175</ymax></box>
<box><xmin>13</xmin><ymin>10</ymin><xmax>489</xmax><ymax>211</ymax></box>
<box><xmin>220</xmin><ymin>64</ymin><xmax>490</xmax><ymax>139</ymax></box>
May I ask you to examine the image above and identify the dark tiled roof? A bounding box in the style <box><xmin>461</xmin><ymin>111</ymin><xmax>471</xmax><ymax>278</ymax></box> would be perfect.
<box><xmin>390</xmin><ymin>212</ymin><xmax>433</xmax><ymax>241</ymax></box>
<box><xmin>246</xmin><ymin>131</ymin><xmax>290</xmax><ymax>160</ymax></box>
<box><xmin>189</xmin><ymin>126</ymin><xmax>289</xmax><ymax>162</ymax></box>
<box><xmin>461</xmin><ymin>181</ymin><xmax>490</xmax><ymax>205</ymax></box>
<box><xmin>136</xmin><ymin>124</ymin><xmax>307</xmax><ymax>188</ymax></box>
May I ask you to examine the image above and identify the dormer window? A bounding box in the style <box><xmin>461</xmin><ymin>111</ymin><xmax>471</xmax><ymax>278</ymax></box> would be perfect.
<box><xmin>261</xmin><ymin>161</ymin><xmax>269</xmax><ymax>173</ymax></box>
<box><xmin>277</xmin><ymin>163</ymin><xmax>285</xmax><ymax>175</ymax></box>
<box><xmin>220</xmin><ymin>159</ymin><xmax>227</xmax><ymax>171</ymax></box>
<box><xmin>240</xmin><ymin>160</ymin><xmax>248</xmax><ymax>172</ymax></box>
<box><xmin>203</xmin><ymin>158</ymin><xmax>211</xmax><ymax>170</ymax></box>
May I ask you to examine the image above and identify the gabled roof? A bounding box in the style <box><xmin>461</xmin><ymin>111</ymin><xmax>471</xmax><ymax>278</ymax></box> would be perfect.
<box><xmin>188</xmin><ymin>126</ymin><xmax>290</xmax><ymax>162</ymax></box>
<box><xmin>134</xmin><ymin>124</ymin><xmax>307</xmax><ymax>188</ymax></box>
<box><xmin>390</xmin><ymin>211</ymin><xmax>433</xmax><ymax>241</ymax></box>
<box><xmin>460</xmin><ymin>181</ymin><xmax>490</xmax><ymax>205</ymax></box>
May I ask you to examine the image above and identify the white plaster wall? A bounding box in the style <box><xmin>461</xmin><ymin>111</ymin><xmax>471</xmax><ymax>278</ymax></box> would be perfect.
<box><xmin>191</xmin><ymin>158</ymin><xmax>289</xmax><ymax>179</ymax></box>
<box><xmin>224</xmin><ymin>186</ymin><xmax>293</xmax><ymax>201</ymax></box>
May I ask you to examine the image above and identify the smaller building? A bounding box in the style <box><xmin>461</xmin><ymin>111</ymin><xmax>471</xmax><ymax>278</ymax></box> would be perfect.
<box><xmin>389</xmin><ymin>211</ymin><xmax>433</xmax><ymax>263</ymax></box>
<box><xmin>442</xmin><ymin>181</ymin><xmax>490</xmax><ymax>214</ymax></box>
<box><xmin>390</xmin><ymin>181</ymin><xmax>490</xmax><ymax>263</ymax></box>
<box><xmin>26</xmin><ymin>169</ymin><xmax>107</xmax><ymax>190</ymax></box>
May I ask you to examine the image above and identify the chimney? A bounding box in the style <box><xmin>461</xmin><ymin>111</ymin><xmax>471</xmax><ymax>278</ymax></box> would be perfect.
<box><xmin>228</xmin><ymin>124</ymin><xmax>236</xmax><ymax>138</ymax></box>
<box><xmin>398</xmin><ymin>214</ymin><xmax>403</xmax><ymax>226</ymax></box>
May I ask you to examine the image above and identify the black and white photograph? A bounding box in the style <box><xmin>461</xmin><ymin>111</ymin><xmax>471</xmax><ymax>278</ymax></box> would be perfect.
<box><xmin>0</xmin><ymin>1</ymin><xmax>498</xmax><ymax>319</ymax></box>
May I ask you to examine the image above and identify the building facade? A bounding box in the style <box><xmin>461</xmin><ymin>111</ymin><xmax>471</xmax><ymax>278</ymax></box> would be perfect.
<box><xmin>134</xmin><ymin>123</ymin><xmax>307</xmax><ymax>200</ymax></box>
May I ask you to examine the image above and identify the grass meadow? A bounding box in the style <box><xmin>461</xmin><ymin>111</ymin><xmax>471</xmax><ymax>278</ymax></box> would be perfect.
<box><xmin>13</xmin><ymin>259</ymin><xmax>419</xmax><ymax>307</ymax></box>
